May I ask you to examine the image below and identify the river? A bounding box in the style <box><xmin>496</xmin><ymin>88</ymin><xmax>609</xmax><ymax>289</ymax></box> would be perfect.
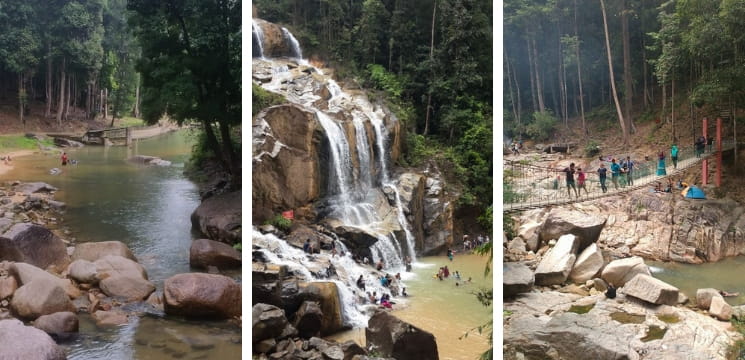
<box><xmin>649</xmin><ymin>257</ymin><xmax>745</xmax><ymax>306</ymax></box>
<box><xmin>2</xmin><ymin>131</ymin><xmax>241</xmax><ymax>360</ymax></box>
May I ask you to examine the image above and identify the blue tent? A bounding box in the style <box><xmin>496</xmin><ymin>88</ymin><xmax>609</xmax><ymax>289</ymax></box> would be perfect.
<box><xmin>683</xmin><ymin>186</ymin><xmax>706</xmax><ymax>199</ymax></box>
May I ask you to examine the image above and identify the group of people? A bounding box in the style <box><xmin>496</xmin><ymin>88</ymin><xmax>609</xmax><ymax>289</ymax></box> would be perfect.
<box><xmin>510</xmin><ymin>140</ymin><xmax>524</xmax><ymax>155</ymax></box>
<box><xmin>462</xmin><ymin>234</ymin><xmax>489</xmax><ymax>252</ymax></box>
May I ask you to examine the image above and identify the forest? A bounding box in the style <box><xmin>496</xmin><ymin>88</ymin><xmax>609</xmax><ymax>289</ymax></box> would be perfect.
<box><xmin>254</xmin><ymin>0</ymin><xmax>494</xmax><ymax>221</ymax></box>
<box><xmin>0</xmin><ymin>0</ymin><xmax>241</xmax><ymax>183</ymax></box>
<box><xmin>505</xmin><ymin>0</ymin><xmax>745</xmax><ymax>147</ymax></box>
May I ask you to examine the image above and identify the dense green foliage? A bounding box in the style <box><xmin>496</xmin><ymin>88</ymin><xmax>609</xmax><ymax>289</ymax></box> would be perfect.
<box><xmin>252</xmin><ymin>83</ymin><xmax>286</xmax><ymax>116</ymax></box>
<box><xmin>254</xmin><ymin>0</ymin><xmax>493</xmax><ymax>214</ymax></box>
<box><xmin>129</xmin><ymin>0</ymin><xmax>241</xmax><ymax>184</ymax></box>
<box><xmin>0</xmin><ymin>0</ymin><xmax>139</xmax><ymax>125</ymax></box>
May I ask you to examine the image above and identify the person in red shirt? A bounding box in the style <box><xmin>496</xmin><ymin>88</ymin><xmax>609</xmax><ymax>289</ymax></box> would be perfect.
<box><xmin>61</xmin><ymin>152</ymin><xmax>68</xmax><ymax>166</ymax></box>
<box><xmin>576</xmin><ymin>167</ymin><xmax>589</xmax><ymax>196</ymax></box>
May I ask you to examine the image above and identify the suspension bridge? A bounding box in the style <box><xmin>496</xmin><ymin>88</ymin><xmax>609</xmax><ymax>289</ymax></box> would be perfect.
<box><xmin>504</xmin><ymin>136</ymin><xmax>736</xmax><ymax>211</ymax></box>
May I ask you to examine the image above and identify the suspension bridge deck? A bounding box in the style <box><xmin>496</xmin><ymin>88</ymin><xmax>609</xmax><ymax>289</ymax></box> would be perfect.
<box><xmin>504</xmin><ymin>142</ymin><xmax>735</xmax><ymax>211</ymax></box>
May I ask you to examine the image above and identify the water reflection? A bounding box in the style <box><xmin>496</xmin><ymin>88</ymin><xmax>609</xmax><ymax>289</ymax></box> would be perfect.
<box><xmin>1</xmin><ymin>131</ymin><xmax>241</xmax><ymax>359</ymax></box>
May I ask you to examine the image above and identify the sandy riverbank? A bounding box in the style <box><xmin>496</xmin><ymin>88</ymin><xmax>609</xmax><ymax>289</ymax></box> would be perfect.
<box><xmin>0</xmin><ymin>150</ymin><xmax>36</xmax><ymax>176</ymax></box>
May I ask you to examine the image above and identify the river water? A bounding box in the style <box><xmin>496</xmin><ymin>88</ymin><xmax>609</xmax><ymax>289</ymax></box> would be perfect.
<box><xmin>1</xmin><ymin>131</ymin><xmax>241</xmax><ymax>360</ymax></box>
<box><xmin>649</xmin><ymin>257</ymin><xmax>745</xmax><ymax>306</ymax></box>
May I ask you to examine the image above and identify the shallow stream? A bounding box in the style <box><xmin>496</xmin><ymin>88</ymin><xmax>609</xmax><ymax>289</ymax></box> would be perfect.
<box><xmin>649</xmin><ymin>257</ymin><xmax>745</xmax><ymax>306</ymax></box>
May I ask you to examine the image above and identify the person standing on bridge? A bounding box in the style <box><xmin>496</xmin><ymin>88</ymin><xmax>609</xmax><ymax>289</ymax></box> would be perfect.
<box><xmin>610</xmin><ymin>159</ymin><xmax>621</xmax><ymax>190</ymax></box>
<box><xmin>671</xmin><ymin>143</ymin><xmax>679</xmax><ymax>169</ymax></box>
<box><xmin>576</xmin><ymin>167</ymin><xmax>589</xmax><ymax>196</ymax></box>
<box><xmin>657</xmin><ymin>151</ymin><xmax>667</xmax><ymax>176</ymax></box>
<box><xmin>562</xmin><ymin>163</ymin><xmax>579</xmax><ymax>198</ymax></box>
<box><xmin>696</xmin><ymin>136</ymin><xmax>705</xmax><ymax>157</ymax></box>
<box><xmin>597</xmin><ymin>163</ymin><xmax>608</xmax><ymax>193</ymax></box>
<box><xmin>707</xmin><ymin>136</ymin><xmax>714</xmax><ymax>153</ymax></box>
<box><xmin>625</xmin><ymin>156</ymin><xmax>635</xmax><ymax>186</ymax></box>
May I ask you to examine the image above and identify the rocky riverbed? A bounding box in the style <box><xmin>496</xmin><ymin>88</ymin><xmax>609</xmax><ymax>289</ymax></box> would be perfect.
<box><xmin>0</xmin><ymin>180</ymin><xmax>242</xmax><ymax>359</ymax></box>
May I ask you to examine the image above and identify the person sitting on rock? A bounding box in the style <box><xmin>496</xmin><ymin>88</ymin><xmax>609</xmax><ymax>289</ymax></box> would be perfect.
<box><xmin>605</xmin><ymin>283</ymin><xmax>617</xmax><ymax>299</ymax></box>
<box><xmin>395</xmin><ymin>272</ymin><xmax>401</xmax><ymax>281</ymax></box>
<box><xmin>356</xmin><ymin>275</ymin><xmax>365</xmax><ymax>290</ymax></box>
<box><xmin>402</xmin><ymin>288</ymin><xmax>408</xmax><ymax>296</ymax></box>
<box><xmin>303</xmin><ymin>239</ymin><xmax>310</xmax><ymax>253</ymax></box>
<box><xmin>376</xmin><ymin>260</ymin><xmax>384</xmax><ymax>271</ymax></box>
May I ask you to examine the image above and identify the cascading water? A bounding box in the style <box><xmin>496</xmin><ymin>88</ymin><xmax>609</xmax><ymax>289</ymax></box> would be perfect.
<box><xmin>252</xmin><ymin>19</ymin><xmax>265</xmax><ymax>58</ymax></box>
<box><xmin>282</xmin><ymin>27</ymin><xmax>304</xmax><ymax>60</ymax></box>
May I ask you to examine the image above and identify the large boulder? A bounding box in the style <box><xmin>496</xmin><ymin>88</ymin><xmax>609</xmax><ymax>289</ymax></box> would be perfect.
<box><xmin>252</xmin><ymin>104</ymin><xmax>323</xmax><ymax>223</ymax></box>
<box><xmin>534</xmin><ymin>234</ymin><xmax>579</xmax><ymax>286</ymax></box>
<box><xmin>10</xmin><ymin>262</ymin><xmax>79</xmax><ymax>298</ymax></box>
<box><xmin>0</xmin><ymin>319</ymin><xmax>66</xmax><ymax>360</ymax></box>
<box><xmin>33</xmin><ymin>311</ymin><xmax>78</xmax><ymax>337</ymax></box>
<box><xmin>99</xmin><ymin>275</ymin><xmax>156</xmax><ymax>301</ymax></box>
<box><xmin>600</xmin><ymin>256</ymin><xmax>651</xmax><ymax>287</ymax></box>
<box><xmin>190</xmin><ymin>238</ymin><xmax>241</xmax><ymax>269</ymax></box>
<box><xmin>298</xmin><ymin>282</ymin><xmax>344</xmax><ymax>335</ymax></box>
<box><xmin>67</xmin><ymin>259</ymin><xmax>98</xmax><ymax>284</ymax></box>
<box><xmin>539</xmin><ymin>209</ymin><xmax>606</xmax><ymax>251</ymax></box>
<box><xmin>709</xmin><ymin>296</ymin><xmax>733</xmax><ymax>321</ymax></box>
<box><xmin>72</xmin><ymin>241</ymin><xmax>136</xmax><ymax>262</ymax></box>
<box><xmin>696</xmin><ymin>288</ymin><xmax>723</xmax><ymax>310</ymax></box>
<box><xmin>365</xmin><ymin>310</ymin><xmax>438</xmax><ymax>360</ymax></box>
<box><xmin>191</xmin><ymin>190</ymin><xmax>241</xmax><ymax>244</ymax></box>
<box><xmin>504</xmin><ymin>262</ymin><xmax>534</xmax><ymax>297</ymax></box>
<box><xmin>0</xmin><ymin>223</ymin><xmax>70</xmax><ymax>271</ymax></box>
<box><xmin>569</xmin><ymin>243</ymin><xmax>604</xmax><ymax>284</ymax></box>
<box><xmin>252</xmin><ymin>19</ymin><xmax>294</xmax><ymax>58</ymax></box>
<box><xmin>10</xmin><ymin>278</ymin><xmax>75</xmax><ymax>320</ymax></box>
<box><xmin>621</xmin><ymin>274</ymin><xmax>679</xmax><ymax>305</ymax></box>
<box><xmin>293</xmin><ymin>301</ymin><xmax>323</xmax><ymax>339</ymax></box>
<box><xmin>163</xmin><ymin>273</ymin><xmax>241</xmax><ymax>319</ymax></box>
<box><xmin>94</xmin><ymin>255</ymin><xmax>148</xmax><ymax>280</ymax></box>
<box><xmin>252</xmin><ymin>303</ymin><xmax>296</xmax><ymax>344</ymax></box>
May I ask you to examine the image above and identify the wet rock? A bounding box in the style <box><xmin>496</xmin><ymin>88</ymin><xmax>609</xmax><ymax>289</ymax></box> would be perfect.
<box><xmin>14</xmin><ymin>182</ymin><xmax>58</xmax><ymax>195</ymax></box>
<box><xmin>53</xmin><ymin>137</ymin><xmax>84</xmax><ymax>148</ymax></box>
<box><xmin>72</xmin><ymin>241</ymin><xmax>136</xmax><ymax>262</ymax></box>
<box><xmin>0</xmin><ymin>223</ymin><xmax>70</xmax><ymax>270</ymax></box>
<box><xmin>340</xmin><ymin>340</ymin><xmax>367</xmax><ymax>360</ymax></box>
<box><xmin>164</xmin><ymin>273</ymin><xmax>241</xmax><ymax>319</ymax></box>
<box><xmin>539</xmin><ymin>209</ymin><xmax>606</xmax><ymax>251</ymax></box>
<box><xmin>255</xmin><ymin>338</ymin><xmax>277</xmax><ymax>354</ymax></box>
<box><xmin>322</xmin><ymin>345</ymin><xmax>345</xmax><ymax>360</ymax></box>
<box><xmin>293</xmin><ymin>301</ymin><xmax>323</xmax><ymax>339</ymax></box>
<box><xmin>67</xmin><ymin>259</ymin><xmax>98</xmax><ymax>284</ymax></box>
<box><xmin>298</xmin><ymin>282</ymin><xmax>344</xmax><ymax>335</ymax></box>
<box><xmin>365</xmin><ymin>310</ymin><xmax>438</xmax><ymax>360</ymax></box>
<box><xmin>503</xmin><ymin>262</ymin><xmax>534</xmax><ymax>297</ymax></box>
<box><xmin>92</xmin><ymin>310</ymin><xmax>129</xmax><ymax>326</ymax></box>
<box><xmin>252</xmin><ymin>303</ymin><xmax>296</xmax><ymax>344</ymax></box>
<box><xmin>45</xmin><ymin>199</ymin><xmax>66</xmax><ymax>210</ymax></box>
<box><xmin>600</xmin><ymin>256</ymin><xmax>651</xmax><ymax>287</ymax></box>
<box><xmin>190</xmin><ymin>238</ymin><xmax>241</xmax><ymax>269</ymax></box>
<box><xmin>732</xmin><ymin>305</ymin><xmax>745</xmax><ymax>320</ymax></box>
<box><xmin>569</xmin><ymin>243</ymin><xmax>604</xmax><ymax>284</ymax></box>
<box><xmin>0</xmin><ymin>275</ymin><xmax>17</xmax><ymax>299</ymax></box>
<box><xmin>621</xmin><ymin>274</ymin><xmax>679</xmax><ymax>305</ymax></box>
<box><xmin>191</xmin><ymin>190</ymin><xmax>241</xmax><ymax>244</ymax></box>
<box><xmin>709</xmin><ymin>296</ymin><xmax>733</xmax><ymax>321</ymax></box>
<box><xmin>94</xmin><ymin>255</ymin><xmax>148</xmax><ymax>280</ymax></box>
<box><xmin>99</xmin><ymin>275</ymin><xmax>156</xmax><ymax>301</ymax></box>
<box><xmin>10</xmin><ymin>262</ymin><xmax>79</xmax><ymax>299</ymax></box>
<box><xmin>534</xmin><ymin>234</ymin><xmax>579</xmax><ymax>286</ymax></box>
<box><xmin>128</xmin><ymin>155</ymin><xmax>171</xmax><ymax>166</ymax></box>
<box><xmin>10</xmin><ymin>278</ymin><xmax>75</xmax><ymax>320</ymax></box>
<box><xmin>696</xmin><ymin>288</ymin><xmax>722</xmax><ymax>310</ymax></box>
<box><xmin>253</xmin><ymin>19</ymin><xmax>294</xmax><ymax>58</ymax></box>
<box><xmin>396</xmin><ymin>173</ymin><xmax>426</xmax><ymax>254</ymax></box>
<box><xmin>33</xmin><ymin>311</ymin><xmax>78</xmax><ymax>337</ymax></box>
<box><xmin>0</xmin><ymin>319</ymin><xmax>66</xmax><ymax>360</ymax></box>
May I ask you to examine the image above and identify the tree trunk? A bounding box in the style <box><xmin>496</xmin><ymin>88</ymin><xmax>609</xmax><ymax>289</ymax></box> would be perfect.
<box><xmin>63</xmin><ymin>74</ymin><xmax>71</xmax><ymax>121</ymax></box>
<box><xmin>423</xmin><ymin>0</ymin><xmax>437</xmax><ymax>136</ymax></box>
<box><xmin>18</xmin><ymin>73</ymin><xmax>24</xmax><ymax>125</ymax></box>
<box><xmin>621</xmin><ymin>0</ymin><xmax>635</xmax><ymax>134</ymax></box>
<box><xmin>533</xmin><ymin>38</ymin><xmax>545</xmax><ymax>113</ymax></box>
<box><xmin>600</xmin><ymin>0</ymin><xmax>628</xmax><ymax>146</ymax></box>
<box><xmin>45</xmin><ymin>43</ymin><xmax>52</xmax><ymax>118</ymax></box>
<box><xmin>104</xmin><ymin>88</ymin><xmax>108</xmax><ymax>121</ymax></box>
<box><xmin>527</xmin><ymin>38</ymin><xmax>538</xmax><ymax>112</ymax></box>
<box><xmin>134</xmin><ymin>74</ymin><xmax>141</xmax><ymax>118</ymax></box>
<box><xmin>574</xmin><ymin>0</ymin><xmax>587</xmax><ymax>135</ymax></box>
<box><xmin>56</xmin><ymin>57</ymin><xmax>66</xmax><ymax>126</ymax></box>
<box><xmin>505</xmin><ymin>49</ymin><xmax>519</xmax><ymax>124</ymax></box>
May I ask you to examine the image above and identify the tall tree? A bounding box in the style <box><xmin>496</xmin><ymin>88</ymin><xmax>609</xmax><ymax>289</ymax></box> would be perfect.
<box><xmin>0</xmin><ymin>2</ymin><xmax>41</xmax><ymax>126</ymax></box>
<box><xmin>600</xmin><ymin>0</ymin><xmax>628</xmax><ymax>146</ymax></box>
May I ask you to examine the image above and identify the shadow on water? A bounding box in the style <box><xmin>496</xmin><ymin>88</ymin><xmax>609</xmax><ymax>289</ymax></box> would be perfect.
<box><xmin>1</xmin><ymin>131</ymin><xmax>241</xmax><ymax>359</ymax></box>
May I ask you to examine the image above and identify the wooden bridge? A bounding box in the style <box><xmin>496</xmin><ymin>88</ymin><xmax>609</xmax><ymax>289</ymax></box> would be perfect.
<box><xmin>49</xmin><ymin>123</ymin><xmax>178</xmax><ymax>147</ymax></box>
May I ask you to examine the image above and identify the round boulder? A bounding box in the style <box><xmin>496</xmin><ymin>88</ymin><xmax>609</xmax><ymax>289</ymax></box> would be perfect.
<box><xmin>94</xmin><ymin>255</ymin><xmax>148</xmax><ymax>280</ymax></box>
<box><xmin>163</xmin><ymin>273</ymin><xmax>241</xmax><ymax>319</ymax></box>
<box><xmin>0</xmin><ymin>223</ymin><xmax>70</xmax><ymax>271</ymax></box>
<box><xmin>72</xmin><ymin>241</ymin><xmax>136</xmax><ymax>262</ymax></box>
<box><xmin>99</xmin><ymin>275</ymin><xmax>156</xmax><ymax>301</ymax></box>
<box><xmin>0</xmin><ymin>319</ymin><xmax>66</xmax><ymax>360</ymax></box>
<box><xmin>67</xmin><ymin>259</ymin><xmax>98</xmax><ymax>284</ymax></box>
<box><xmin>33</xmin><ymin>311</ymin><xmax>79</xmax><ymax>337</ymax></box>
<box><xmin>190</xmin><ymin>239</ymin><xmax>241</xmax><ymax>269</ymax></box>
<box><xmin>293</xmin><ymin>301</ymin><xmax>323</xmax><ymax>338</ymax></box>
<box><xmin>10</xmin><ymin>278</ymin><xmax>75</xmax><ymax>320</ymax></box>
<box><xmin>365</xmin><ymin>310</ymin><xmax>438</xmax><ymax>360</ymax></box>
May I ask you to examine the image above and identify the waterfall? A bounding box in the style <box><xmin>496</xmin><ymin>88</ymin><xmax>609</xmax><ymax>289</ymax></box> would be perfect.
<box><xmin>252</xmin><ymin>20</ymin><xmax>265</xmax><ymax>58</ymax></box>
<box><xmin>282</xmin><ymin>27</ymin><xmax>303</xmax><ymax>59</ymax></box>
<box><xmin>352</xmin><ymin>112</ymin><xmax>372</xmax><ymax>189</ymax></box>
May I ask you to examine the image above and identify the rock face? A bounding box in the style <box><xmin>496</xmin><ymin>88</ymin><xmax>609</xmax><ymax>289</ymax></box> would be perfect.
<box><xmin>33</xmin><ymin>311</ymin><xmax>78</xmax><ymax>336</ymax></box>
<box><xmin>163</xmin><ymin>273</ymin><xmax>241</xmax><ymax>319</ymax></box>
<box><xmin>504</xmin><ymin>262</ymin><xmax>534</xmax><ymax>297</ymax></box>
<box><xmin>621</xmin><ymin>274</ymin><xmax>679</xmax><ymax>305</ymax></box>
<box><xmin>298</xmin><ymin>282</ymin><xmax>344</xmax><ymax>335</ymax></box>
<box><xmin>252</xmin><ymin>18</ymin><xmax>294</xmax><ymax>58</ymax></box>
<box><xmin>0</xmin><ymin>223</ymin><xmax>70</xmax><ymax>270</ymax></box>
<box><xmin>421</xmin><ymin>171</ymin><xmax>455</xmax><ymax>255</ymax></box>
<box><xmin>600</xmin><ymin>256</ymin><xmax>651</xmax><ymax>287</ymax></box>
<box><xmin>569</xmin><ymin>243</ymin><xmax>604</xmax><ymax>283</ymax></box>
<box><xmin>0</xmin><ymin>319</ymin><xmax>66</xmax><ymax>360</ymax></box>
<box><xmin>709</xmin><ymin>296</ymin><xmax>733</xmax><ymax>321</ymax></box>
<box><xmin>696</xmin><ymin>288</ymin><xmax>722</xmax><ymax>310</ymax></box>
<box><xmin>72</xmin><ymin>241</ymin><xmax>136</xmax><ymax>262</ymax></box>
<box><xmin>366</xmin><ymin>310</ymin><xmax>438</xmax><ymax>360</ymax></box>
<box><xmin>190</xmin><ymin>238</ymin><xmax>241</xmax><ymax>269</ymax></box>
<box><xmin>10</xmin><ymin>278</ymin><xmax>75</xmax><ymax>320</ymax></box>
<box><xmin>395</xmin><ymin>173</ymin><xmax>426</xmax><ymax>255</ymax></box>
<box><xmin>534</xmin><ymin>234</ymin><xmax>579</xmax><ymax>286</ymax></box>
<box><xmin>191</xmin><ymin>190</ymin><xmax>241</xmax><ymax>244</ymax></box>
<box><xmin>253</xmin><ymin>104</ymin><xmax>323</xmax><ymax>223</ymax></box>
<box><xmin>539</xmin><ymin>209</ymin><xmax>606</xmax><ymax>251</ymax></box>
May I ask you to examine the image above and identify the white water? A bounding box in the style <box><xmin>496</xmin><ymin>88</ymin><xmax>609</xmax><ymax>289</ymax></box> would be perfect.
<box><xmin>282</xmin><ymin>27</ymin><xmax>306</xmax><ymax>63</ymax></box>
<box><xmin>252</xmin><ymin>20</ymin><xmax>265</xmax><ymax>58</ymax></box>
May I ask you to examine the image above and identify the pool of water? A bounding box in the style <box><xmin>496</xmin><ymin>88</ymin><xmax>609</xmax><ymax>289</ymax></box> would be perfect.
<box><xmin>2</xmin><ymin>131</ymin><xmax>241</xmax><ymax>359</ymax></box>
<box><xmin>649</xmin><ymin>257</ymin><xmax>745</xmax><ymax>306</ymax></box>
